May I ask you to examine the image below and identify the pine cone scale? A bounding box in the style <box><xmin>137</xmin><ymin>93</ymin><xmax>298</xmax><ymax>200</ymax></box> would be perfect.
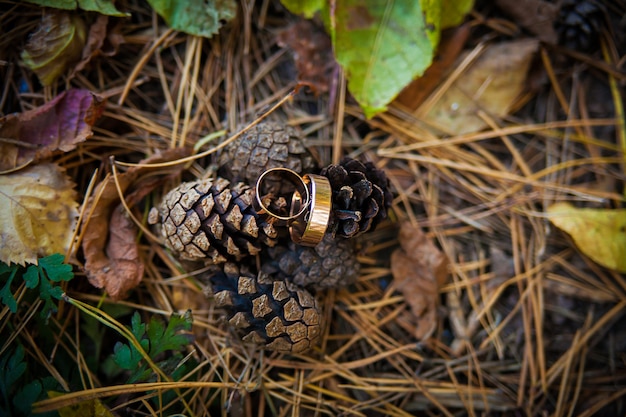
<box><xmin>319</xmin><ymin>158</ymin><xmax>392</xmax><ymax>238</ymax></box>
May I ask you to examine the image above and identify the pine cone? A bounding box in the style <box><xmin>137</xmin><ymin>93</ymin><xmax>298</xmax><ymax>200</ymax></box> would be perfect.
<box><xmin>218</xmin><ymin>121</ymin><xmax>317</xmax><ymax>190</ymax></box>
<box><xmin>263</xmin><ymin>233</ymin><xmax>360</xmax><ymax>289</ymax></box>
<box><xmin>319</xmin><ymin>158</ymin><xmax>393</xmax><ymax>238</ymax></box>
<box><xmin>555</xmin><ymin>0</ymin><xmax>605</xmax><ymax>52</ymax></box>
<box><xmin>202</xmin><ymin>262</ymin><xmax>322</xmax><ymax>353</ymax></box>
<box><xmin>149</xmin><ymin>177</ymin><xmax>278</xmax><ymax>263</ymax></box>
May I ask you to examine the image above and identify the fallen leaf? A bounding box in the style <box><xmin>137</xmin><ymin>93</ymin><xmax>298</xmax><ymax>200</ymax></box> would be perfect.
<box><xmin>391</xmin><ymin>222</ymin><xmax>448</xmax><ymax>340</ymax></box>
<box><xmin>0</xmin><ymin>163</ymin><xmax>79</xmax><ymax>265</ymax></box>
<box><xmin>81</xmin><ymin>148</ymin><xmax>190</xmax><ymax>299</ymax></box>
<box><xmin>422</xmin><ymin>38</ymin><xmax>539</xmax><ymax>135</ymax></box>
<box><xmin>547</xmin><ymin>202</ymin><xmax>626</xmax><ymax>273</ymax></box>
<box><xmin>440</xmin><ymin>0</ymin><xmax>474</xmax><ymax>29</ymax></box>
<box><xmin>277</xmin><ymin>19</ymin><xmax>337</xmax><ymax>94</ymax></box>
<box><xmin>82</xmin><ymin>171</ymin><xmax>137</xmax><ymax>300</ymax></box>
<box><xmin>146</xmin><ymin>0</ymin><xmax>237</xmax><ymax>38</ymax></box>
<box><xmin>23</xmin><ymin>0</ymin><xmax>129</xmax><ymax>17</ymax></box>
<box><xmin>395</xmin><ymin>24</ymin><xmax>470</xmax><ymax>111</ymax></box>
<box><xmin>21</xmin><ymin>11</ymin><xmax>87</xmax><ymax>86</ymax></box>
<box><xmin>71</xmin><ymin>14</ymin><xmax>125</xmax><ymax>77</ymax></box>
<box><xmin>330</xmin><ymin>1</ymin><xmax>440</xmax><ymax>118</ymax></box>
<box><xmin>0</xmin><ymin>89</ymin><xmax>105</xmax><ymax>171</ymax></box>
<box><xmin>494</xmin><ymin>0</ymin><xmax>559</xmax><ymax>44</ymax></box>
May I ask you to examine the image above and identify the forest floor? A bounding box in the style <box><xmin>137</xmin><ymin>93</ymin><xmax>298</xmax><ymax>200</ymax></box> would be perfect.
<box><xmin>1</xmin><ymin>1</ymin><xmax>625</xmax><ymax>416</ymax></box>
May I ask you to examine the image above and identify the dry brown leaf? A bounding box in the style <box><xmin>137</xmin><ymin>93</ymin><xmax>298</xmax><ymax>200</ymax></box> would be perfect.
<box><xmin>71</xmin><ymin>14</ymin><xmax>125</xmax><ymax>77</ymax></box>
<box><xmin>494</xmin><ymin>0</ymin><xmax>559</xmax><ymax>44</ymax></box>
<box><xmin>82</xmin><ymin>170</ymin><xmax>137</xmax><ymax>299</ymax></box>
<box><xmin>104</xmin><ymin>204</ymin><xmax>145</xmax><ymax>298</ymax></box>
<box><xmin>423</xmin><ymin>39</ymin><xmax>539</xmax><ymax>135</ymax></box>
<box><xmin>81</xmin><ymin>148</ymin><xmax>190</xmax><ymax>299</ymax></box>
<box><xmin>0</xmin><ymin>163</ymin><xmax>79</xmax><ymax>265</ymax></box>
<box><xmin>277</xmin><ymin>19</ymin><xmax>337</xmax><ymax>94</ymax></box>
<box><xmin>391</xmin><ymin>222</ymin><xmax>448</xmax><ymax>340</ymax></box>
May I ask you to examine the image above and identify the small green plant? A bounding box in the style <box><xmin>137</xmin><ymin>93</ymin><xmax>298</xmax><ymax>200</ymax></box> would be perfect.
<box><xmin>112</xmin><ymin>310</ymin><xmax>194</xmax><ymax>384</ymax></box>
<box><xmin>0</xmin><ymin>253</ymin><xmax>73</xmax><ymax>317</ymax></box>
<box><xmin>0</xmin><ymin>345</ymin><xmax>57</xmax><ymax>417</ymax></box>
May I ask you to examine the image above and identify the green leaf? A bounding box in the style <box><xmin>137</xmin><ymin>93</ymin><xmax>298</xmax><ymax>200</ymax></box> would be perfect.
<box><xmin>23</xmin><ymin>266</ymin><xmax>40</xmax><ymax>289</ymax></box>
<box><xmin>147</xmin><ymin>0</ymin><xmax>237</xmax><ymax>38</ymax></box>
<box><xmin>13</xmin><ymin>380</ymin><xmax>42</xmax><ymax>416</ymax></box>
<box><xmin>440</xmin><ymin>0</ymin><xmax>474</xmax><ymax>29</ymax></box>
<box><xmin>0</xmin><ymin>345</ymin><xmax>27</xmax><ymax>391</ymax></box>
<box><xmin>22</xmin><ymin>0</ymin><xmax>129</xmax><ymax>17</ymax></box>
<box><xmin>111</xmin><ymin>311</ymin><xmax>193</xmax><ymax>383</ymax></box>
<box><xmin>130</xmin><ymin>311</ymin><xmax>146</xmax><ymax>340</ymax></box>
<box><xmin>76</xmin><ymin>0</ymin><xmax>130</xmax><ymax>16</ymax></box>
<box><xmin>147</xmin><ymin>310</ymin><xmax>193</xmax><ymax>357</ymax></box>
<box><xmin>39</xmin><ymin>253</ymin><xmax>73</xmax><ymax>282</ymax></box>
<box><xmin>0</xmin><ymin>264</ymin><xmax>20</xmax><ymax>313</ymax></box>
<box><xmin>113</xmin><ymin>343</ymin><xmax>140</xmax><ymax>370</ymax></box>
<box><xmin>280</xmin><ymin>0</ymin><xmax>324</xmax><ymax>18</ymax></box>
<box><xmin>329</xmin><ymin>0</ymin><xmax>441</xmax><ymax>118</ymax></box>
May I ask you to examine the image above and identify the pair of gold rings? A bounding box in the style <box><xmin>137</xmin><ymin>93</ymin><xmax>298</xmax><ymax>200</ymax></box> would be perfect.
<box><xmin>255</xmin><ymin>168</ymin><xmax>331</xmax><ymax>247</ymax></box>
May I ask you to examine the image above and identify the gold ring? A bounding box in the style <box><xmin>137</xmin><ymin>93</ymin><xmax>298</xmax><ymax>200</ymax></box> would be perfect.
<box><xmin>289</xmin><ymin>174</ymin><xmax>332</xmax><ymax>246</ymax></box>
<box><xmin>255</xmin><ymin>168</ymin><xmax>310</xmax><ymax>222</ymax></box>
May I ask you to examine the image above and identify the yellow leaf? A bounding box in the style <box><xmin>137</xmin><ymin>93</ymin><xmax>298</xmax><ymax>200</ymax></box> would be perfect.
<box><xmin>423</xmin><ymin>39</ymin><xmax>538</xmax><ymax>135</ymax></box>
<box><xmin>547</xmin><ymin>202</ymin><xmax>626</xmax><ymax>273</ymax></box>
<box><xmin>0</xmin><ymin>163</ymin><xmax>78</xmax><ymax>265</ymax></box>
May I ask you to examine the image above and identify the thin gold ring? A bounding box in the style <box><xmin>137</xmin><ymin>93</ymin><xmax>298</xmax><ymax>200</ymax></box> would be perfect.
<box><xmin>289</xmin><ymin>174</ymin><xmax>332</xmax><ymax>246</ymax></box>
<box><xmin>255</xmin><ymin>167</ymin><xmax>310</xmax><ymax>222</ymax></box>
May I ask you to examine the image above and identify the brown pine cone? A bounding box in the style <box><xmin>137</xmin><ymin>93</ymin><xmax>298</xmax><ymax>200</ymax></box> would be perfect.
<box><xmin>201</xmin><ymin>262</ymin><xmax>322</xmax><ymax>353</ymax></box>
<box><xmin>319</xmin><ymin>158</ymin><xmax>393</xmax><ymax>238</ymax></box>
<box><xmin>218</xmin><ymin>121</ymin><xmax>317</xmax><ymax>189</ymax></box>
<box><xmin>262</xmin><ymin>233</ymin><xmax>360</xmax><ymax>289</ymax></box>
<box><xmin>149</xmin><ymin>177</ymin><xmax>278</xmax><ymax>263</ymax></box>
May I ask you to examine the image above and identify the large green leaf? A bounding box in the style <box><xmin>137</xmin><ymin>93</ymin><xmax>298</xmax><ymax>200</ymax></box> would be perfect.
<box><xmin>147</xmin><ymin>0</ymin><xmax>237</xmax><ymax>38</ymax></box>
<box><xmin>22</xmin><ymin>0</ymin><xmax>129</xmax><ymax>17</ymax></box>
<box><xmin>281</xmin><ymin>0</ymin><xmax>324</xmax><ymax>18</ymax></box>
<box><xmin>330</xmin><ymin>0</ymin><xmax>440</xmax><ymax>118</ymax></box>
<box><xmin>440</xmin><ymin>0</ymin><xmax>474</xmax><ymax>29</ymax></box>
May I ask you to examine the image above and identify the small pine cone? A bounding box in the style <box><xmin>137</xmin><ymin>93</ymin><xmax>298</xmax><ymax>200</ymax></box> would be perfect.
<box><xmin>555</xmin><ymin>0</ymin><xmax>605</xmax><ymax>52</ymax></box>
<box><xmin>319</xmin><ymin>158</ymin><xmax>393</xmax><ymax>238</ymax></box>
<box><xmin>263</xmin><ymin>233</ymin><xmax>360</xmax><ymax>290</ymax></box>
<box><xmin>202</xmin><ymin>262</ymin><xmax>322</xmax><ymax>353</ymax></box>
<box><xmin>149</xmin><ymin>177</ymin><xmax>278</xmax><ymax>263</ymax></box>
<box><xmin>218</xmin><ymin>121</ymin><xmax>317</xmax><ymax>189</ymax></box>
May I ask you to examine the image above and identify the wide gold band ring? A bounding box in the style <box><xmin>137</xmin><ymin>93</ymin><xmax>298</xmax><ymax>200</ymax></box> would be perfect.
<box><xmin>289</xmin><ymin>174</ymin><xmax>332</xmax><ymax>246</ymax></box>
<box><xmin>255</xmin><ymin>168</ymin><xmax>310</xmax><ymax>222</ymax></box>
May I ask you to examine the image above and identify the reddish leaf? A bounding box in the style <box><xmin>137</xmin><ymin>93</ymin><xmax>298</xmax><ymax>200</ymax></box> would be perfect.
<box><xmin>71</xmin><ymin>14</ymin><xmax>125</xmax><ymax>77</ymax></box>
<box><xmin>391</xmin><ymin>222</ymin><xmax>448</xmax><ymax>340</ymax></box>
<box><xmin>81</xmin><ymin>148</ymin><xmax>191</xmax><ymax>300</ymax></box>
<box><xmin>277</xmin><ymin>19</ymin><xmax>337</xmax><ymax>94</ymax></box>
<box><xmin>0</xmin><ymin>89</ymin><xmax>105</xmax><ymax>171</ymax></box>
<box><xmin>21</xmin><ymin>11</ymin><xmax>87</xmax><ymax>86</ymax></box>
